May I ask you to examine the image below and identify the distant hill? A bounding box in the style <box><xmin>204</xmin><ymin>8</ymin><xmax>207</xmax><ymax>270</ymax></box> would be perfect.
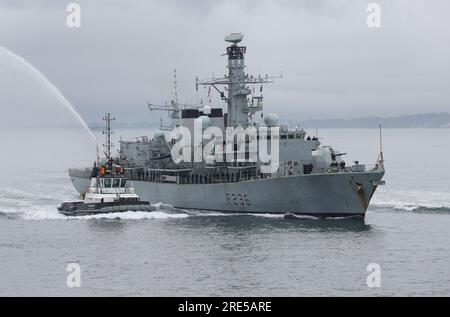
<box><xmin>88</xmin><ymin>112</ymin><xmax>450</xmax><ymax>130</ymax></box>
<box><xmin>294</xmin><ymin>113</ymin><xmax>450</xmax><ymax>129</ymax></box>
<box><xmin>89</xmin><ymin>122</ymin><xmax>158</xmax><ymax>131</ymax></box>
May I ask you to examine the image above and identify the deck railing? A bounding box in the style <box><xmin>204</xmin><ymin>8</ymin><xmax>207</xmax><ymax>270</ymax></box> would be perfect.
<box><xmin>311</xmin><ymin>164</ymin><xmax>380</xmax><ymax>175</ymax></box>
<box><xmin>69</xmin><ymin>163</ymin><xmax>382</xmax><ymax>185</ymax></box>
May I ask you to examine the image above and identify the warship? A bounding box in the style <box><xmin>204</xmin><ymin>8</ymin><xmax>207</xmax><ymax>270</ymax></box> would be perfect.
<box><xmin>69</xmin><ymin>33</ymin><xmax>385</xmax><ymax>217</ymax></box>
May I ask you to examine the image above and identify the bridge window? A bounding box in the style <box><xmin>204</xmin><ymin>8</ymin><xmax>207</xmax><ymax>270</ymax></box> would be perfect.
<box><xmin>104</xmin><ymin>179</ymin><xmax>112</xmax><ymax>188</ymax></box>
<box><xmin>113</xmin><ymin>179</ymin><xmax>120</xmax><ymax>188</ymax></box>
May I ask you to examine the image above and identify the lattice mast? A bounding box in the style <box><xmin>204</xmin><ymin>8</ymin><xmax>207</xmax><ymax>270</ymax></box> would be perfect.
<box><xmin>197</xmin><ymin>33</ymin><xmax>281</xmax><ymax>128</ymax></box>
<box><xmin>148</xmin><ymin>69</ymin><xmax>201</xmax><ymax>129</ymax></box>
<box><xmin>102</xmin><ymin>112</ymin><xmax>115</xmax><ymax>160</ymax></box>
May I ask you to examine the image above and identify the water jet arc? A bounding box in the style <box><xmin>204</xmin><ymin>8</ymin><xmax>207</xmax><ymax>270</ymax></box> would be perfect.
<box><xmin>0</xmin><ymin>46</ymin><xmax>98</xmax><ymax>145</ymax></box>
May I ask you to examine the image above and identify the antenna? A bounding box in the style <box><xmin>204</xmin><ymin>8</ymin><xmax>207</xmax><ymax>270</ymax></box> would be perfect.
<box><xmin>102</xmin><ymin>113</ymin><xmax>115</xmax><ymax>160</ymax></box>
<box><xmin>378</xmin><ymin>124</ymin><xmax>384</xmax><ymax>166</ymax></box>
<box><xmin>148</xmin><ymin>70</ymin><xmax>203</xmax><ymax>130</ymax></box>
<box><xmin>224</xmin><ymin>33</ymin><xmax>244</xmax><ymax>45</ymax></box>
<box><xmin>96</xmin><ymin>143</ymin><xmax>100</xmax><ymax>167</ymax></box>
<box><xmin>173</xmin><ymin>68</ymin><xmax>178</xmax><ymax>106</ymax></box>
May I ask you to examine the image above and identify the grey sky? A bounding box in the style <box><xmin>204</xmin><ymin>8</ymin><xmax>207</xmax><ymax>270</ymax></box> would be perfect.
<box><xmin>0</xmin><ymin>0</ymin><xmax>449</xmax><ymax>125</ymax></box>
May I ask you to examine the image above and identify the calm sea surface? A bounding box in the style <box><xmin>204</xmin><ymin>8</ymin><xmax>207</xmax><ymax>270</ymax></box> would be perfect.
<box><xmin>0</xmin><ymin>128</ymin><xmax>449</xmax><ymax>296</ymax></box>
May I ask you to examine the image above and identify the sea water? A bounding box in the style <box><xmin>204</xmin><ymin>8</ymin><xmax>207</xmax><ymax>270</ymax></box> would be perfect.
<box><xmin>0</xmin><ymin>128</ymin><xmax>449</xmax><ymax>296</ymax></box>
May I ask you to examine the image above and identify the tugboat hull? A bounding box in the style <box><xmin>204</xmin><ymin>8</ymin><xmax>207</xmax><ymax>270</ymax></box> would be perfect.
<box><xmin>58</xmin><ymin>201</ymin><xmax>155</xmax><ymax>217</ymax></box>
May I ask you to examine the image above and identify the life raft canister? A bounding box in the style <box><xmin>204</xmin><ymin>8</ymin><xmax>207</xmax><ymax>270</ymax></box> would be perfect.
<box><xmin>115</xmin><ymin>166</ymin><xmax>124</xmax><ymax>174</ymax></box>
<box><xmin>287</xmin><ymin>160</ymin><xmax>294</xmax><ymax>175</ymax></box>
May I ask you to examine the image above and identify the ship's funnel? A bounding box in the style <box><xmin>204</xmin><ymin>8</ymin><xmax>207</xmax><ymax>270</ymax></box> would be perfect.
<box><xmin>225</xmin><ymin>33</ymin><xmax>244</xmax><ymax>45</ymax></box>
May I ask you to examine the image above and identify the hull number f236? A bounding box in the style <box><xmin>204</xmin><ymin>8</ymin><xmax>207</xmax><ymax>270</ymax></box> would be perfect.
<box><xmin>226</xmin><ymin>193</ymin><xmax>251</xmax><ymax>206</ymax></box>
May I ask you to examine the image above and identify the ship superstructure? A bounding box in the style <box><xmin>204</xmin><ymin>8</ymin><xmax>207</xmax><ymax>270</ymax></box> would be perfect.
<box><xmin>69</xmin><ymin>33</ymin><xmax>385</xmax><ymax>217</ymax></box>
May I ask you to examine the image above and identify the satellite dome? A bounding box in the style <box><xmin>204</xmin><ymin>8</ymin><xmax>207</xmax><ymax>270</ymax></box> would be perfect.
<box><xmin>264</xmin><ymin>113</ymin><xmax>279</xmax><ymax>127</ymax></box>
<box><xmin>154</xmin><ymin>130</ymin><xmax>166</xmax><ymax>141</ymax></box>
<box><xmin>202</xmin><ymin>105</ymin><xmax>211</xmax><ymax>115</ymax></box>
<box><xmin>197</xmin><ymin>115</ymin><xmax>211</xmax><ymax>129</ymax></box>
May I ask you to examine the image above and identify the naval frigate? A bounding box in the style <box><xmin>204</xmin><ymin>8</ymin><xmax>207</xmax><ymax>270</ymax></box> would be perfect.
<box><xmin>69</xmin><ymin>33</ymin><xmax>385</xmax><ymax>217</ymax></box>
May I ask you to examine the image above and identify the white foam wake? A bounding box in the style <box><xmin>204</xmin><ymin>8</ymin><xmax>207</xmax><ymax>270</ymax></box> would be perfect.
<box><xmin>372</xmin><ymin>188</ymin><xmax>450</xmax><ymax>212</ymax></box>
<box><xmin>64</xmin><ymin>211</ymin><xmax>190</xmax><ymax>221</ymax></box>
<box><xmin>0</xmin><ymin>204</ymin><xmax>190</xmax><ymax>221</ymax></box>
<box><xmin>0</xmin><ymin>186</ymin><xmax>190</xmax><ymax>220</ymax></box>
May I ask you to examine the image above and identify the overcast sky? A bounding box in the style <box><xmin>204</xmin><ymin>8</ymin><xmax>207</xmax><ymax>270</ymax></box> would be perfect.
<box><xmin>1</xmin><ymin>0</ymin><xmax>449</xmax><ymax>125</ymax></box>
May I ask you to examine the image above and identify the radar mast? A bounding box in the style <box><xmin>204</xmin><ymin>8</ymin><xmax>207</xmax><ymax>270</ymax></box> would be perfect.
<box><xmin>197</xmin><ymin>33</ymin><xmax>282</xmax><ymax>128</ymax></box>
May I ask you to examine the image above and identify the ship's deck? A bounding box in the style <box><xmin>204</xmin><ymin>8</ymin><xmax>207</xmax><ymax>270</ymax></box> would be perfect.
<box><xmin>70</xmin><ymin>163</ymin><xmax>382</xmax><ymax>185</ymax></box>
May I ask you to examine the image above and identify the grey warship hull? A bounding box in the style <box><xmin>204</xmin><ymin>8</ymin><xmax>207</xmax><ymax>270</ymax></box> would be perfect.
<box><xmin>69</xmin><ymin>169</ymin><xmax>384</xmax><ymax>217</ymax></box>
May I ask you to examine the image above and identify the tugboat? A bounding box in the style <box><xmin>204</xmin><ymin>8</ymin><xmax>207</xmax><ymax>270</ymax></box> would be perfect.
<box><xmin>59</xmin><ymin>114</ymin><xmax>156</xmax><ymax>217</ymax></box>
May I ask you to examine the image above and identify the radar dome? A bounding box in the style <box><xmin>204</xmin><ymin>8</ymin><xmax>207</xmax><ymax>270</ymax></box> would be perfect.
<box><xmin>154</xmin><ymin>130</ymin><xmax>166</xmax><ymax>141</ymax></box>
<box><xmin>202</xmin><ymin>105</ymin><xmax>211</xmax><ymax>115</ymax></box>
<box><xmin>264</xmin><ymin>113</ymin><xmax>279</xmax><ymax>127</ymax></box>
<box><xmin>197</xmin><ymin>115</ymin><xmax>211</xmax><ymax>129</ymax></box>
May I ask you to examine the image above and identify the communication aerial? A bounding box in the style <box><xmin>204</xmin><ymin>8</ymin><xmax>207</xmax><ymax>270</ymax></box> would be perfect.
<box><xmin>148</xmin><ymin>69</ymin><xmax>202</xmax><ymax>130</ymax></box>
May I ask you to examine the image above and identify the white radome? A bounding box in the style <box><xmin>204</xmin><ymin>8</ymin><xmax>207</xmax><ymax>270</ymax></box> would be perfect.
<box><xmin>154</xmin><ymin>130</ymin><xmax>166</xmax><ymax>141</ymax></box>
<box><xmin>197</xmin><ymin>115</ymin><xmax>211</xmax><ymax>129</ymax></box>
<box><xmin>202</xmin><ymin>105</ymin><xmax>212</xmax><ymax>115</ymax></box>
<box><xmin>264</xmin><ymin>113</ymin><xmax>279</xmax><ymax>127</ymax></box>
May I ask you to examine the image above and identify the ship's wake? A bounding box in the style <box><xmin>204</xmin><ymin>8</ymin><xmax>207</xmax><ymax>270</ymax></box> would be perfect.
<box><xmin>0</xmin><ymin>203</ymin><xmax>190</xmax><ymax>221</ymax></box>
<box><xmin>371</xmin><ymin>189</ymin><xmax>450</xmax><ymax>214</ymax></box>
<box><xmin>372</xmin><ymin>204</ymin><xmax>450</xmax><ymax>214</ymax></box>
